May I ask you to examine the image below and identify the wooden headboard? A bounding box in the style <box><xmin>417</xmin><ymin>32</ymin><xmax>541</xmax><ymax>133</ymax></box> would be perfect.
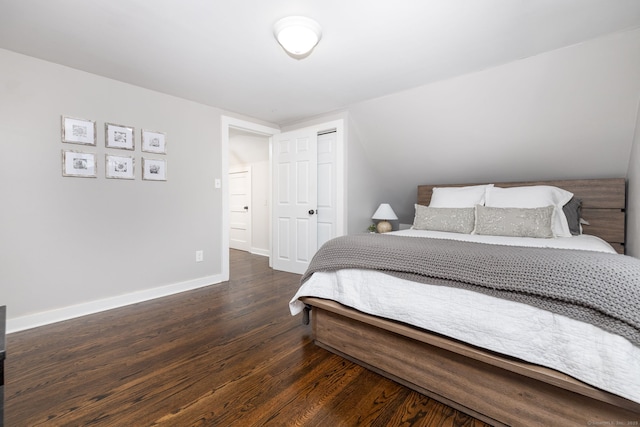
<box><xmin>417</xmin><ymin>178</ymin><xmax>626</xmax><ymax>254</ymax></box>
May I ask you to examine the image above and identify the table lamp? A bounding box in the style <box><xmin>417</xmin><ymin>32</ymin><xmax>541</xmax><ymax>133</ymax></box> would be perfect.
<box><xmin>372</xmin><ymin>203</ymin><xmax>397</xmax><ymax>233</ymax></box>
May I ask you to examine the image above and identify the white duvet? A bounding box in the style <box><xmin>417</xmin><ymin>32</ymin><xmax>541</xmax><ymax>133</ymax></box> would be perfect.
<box><xmin>290</xmin><ymin>230</ymin><xmax>640</xmax><ymax>404</ymax></box>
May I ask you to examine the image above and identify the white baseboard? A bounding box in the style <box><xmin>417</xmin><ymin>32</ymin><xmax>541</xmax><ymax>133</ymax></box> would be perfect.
<box><xmin>7</xmin><ymin>274</ymin><xmax>224</xmax><ymax>334</ymax></box>
<box><xmin>250</xmin><ymin>247</ymin><xmax>270</xmax><ymax>257</ymax></box>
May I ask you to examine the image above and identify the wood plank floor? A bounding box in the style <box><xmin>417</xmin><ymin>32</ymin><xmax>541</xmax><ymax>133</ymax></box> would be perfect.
<box><xmin>5</xmin><ymin>250</ymin><xmax>490</xmax><ymax>426</ymax></box>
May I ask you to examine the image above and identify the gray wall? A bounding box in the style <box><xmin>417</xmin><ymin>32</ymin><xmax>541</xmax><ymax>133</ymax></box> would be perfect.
<box><xmin>1</xmin><ymin>49</ymin><xmax>225</xmax><ymax>328</ymax></box>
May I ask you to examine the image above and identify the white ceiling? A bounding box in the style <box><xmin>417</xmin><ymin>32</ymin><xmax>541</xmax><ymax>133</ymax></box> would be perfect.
<box><xmin>1</xmin><ymin>0</ymin><xmax>640</xmax><ymax>125</ymax></box>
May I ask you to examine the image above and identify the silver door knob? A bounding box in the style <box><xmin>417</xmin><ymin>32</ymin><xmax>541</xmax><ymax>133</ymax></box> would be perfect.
<box><xmin>309</xmin><ymin>209</ymin><xmax>316</xmax><ymax>215</ymax></box>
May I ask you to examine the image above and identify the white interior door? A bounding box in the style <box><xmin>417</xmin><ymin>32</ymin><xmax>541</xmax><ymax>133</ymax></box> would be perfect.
<box><xmin>229</xmin><ymin>167</ymin><xmax>251</xmax><ymax>252</ymax></box>
<box><xmin>272</xmin><ymin>128</ymin><xmax>318</xmax><ymax>274</ymax></box>
<box><xmin>316</xmin><ymin>131</ymin><xmax>337</xmax><ymax>249</ymax></box>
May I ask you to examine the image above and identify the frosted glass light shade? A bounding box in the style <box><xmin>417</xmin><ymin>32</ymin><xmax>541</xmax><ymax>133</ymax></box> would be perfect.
<box><xmin>274</xmin><ymin>16</ymin><xmax>322</xmax><ymax>57</ymax></box>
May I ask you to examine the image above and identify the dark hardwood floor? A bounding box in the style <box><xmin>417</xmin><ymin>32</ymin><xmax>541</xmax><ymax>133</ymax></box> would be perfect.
<box><xmin>5</xmin><ymin>250</ymin><xmax>490</xmax><ymax>426</ymax></box>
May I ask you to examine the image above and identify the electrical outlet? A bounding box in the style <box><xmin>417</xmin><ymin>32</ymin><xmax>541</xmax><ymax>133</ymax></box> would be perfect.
<box><xmin>195</xmin><ymin>250</ymin><xmax>204</xmax><ymax>262</ymax></box>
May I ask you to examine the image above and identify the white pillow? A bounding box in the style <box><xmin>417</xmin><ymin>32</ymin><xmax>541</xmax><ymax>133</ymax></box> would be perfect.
<box><xmin>484</xmin><ymin>185</ymin><xmax>573</xmax><ymax>237</ymax></box>
<box><xmin>429</xmin><ymin>184</ymin><xmax>493</xmax><ymax>208</ymax></box>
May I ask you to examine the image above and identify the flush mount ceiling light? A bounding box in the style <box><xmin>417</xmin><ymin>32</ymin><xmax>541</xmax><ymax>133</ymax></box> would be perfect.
<box><xmin>273</xmin><ymin>16</ymin><xmax>322</xmax><ymax>58</ymax></box>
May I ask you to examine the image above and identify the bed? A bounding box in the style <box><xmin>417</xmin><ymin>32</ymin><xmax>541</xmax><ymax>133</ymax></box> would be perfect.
<box><xmin>289</xmin><ymin>178</ymin><xmax>640</xmax><ymax>426</ymax></box>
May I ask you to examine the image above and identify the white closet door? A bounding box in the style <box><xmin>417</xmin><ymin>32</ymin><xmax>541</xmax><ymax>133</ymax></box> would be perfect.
<box><xmin>316</xmin><ymin>131</ymin><xmax>337</xmax><ymax>250</ymax></box>
<box><xmin>272</xmin><ymin>128</ymin><xmax>318</xmax><ymax>274</ymax></box>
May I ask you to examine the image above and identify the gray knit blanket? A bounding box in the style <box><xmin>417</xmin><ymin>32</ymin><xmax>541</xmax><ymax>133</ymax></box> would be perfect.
<box><xmin>301</xmin><ymin>234</ymin><xmax>640</xmax><ymax>347</ymax></box>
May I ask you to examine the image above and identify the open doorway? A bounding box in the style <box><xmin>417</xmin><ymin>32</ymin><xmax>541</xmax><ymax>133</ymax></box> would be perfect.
<box><xmin>229</xmin><ymin>128</ymin><xmax>270</xmax><ymax>256</ymax></box>
<box><xmin>221</xmin><ymin>116</ymin><xmax>280</xmax><ymax>282</ymax></box>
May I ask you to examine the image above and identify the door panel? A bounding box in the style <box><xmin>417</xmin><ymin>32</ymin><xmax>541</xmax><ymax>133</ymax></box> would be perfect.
<box><xmin>277</xmin><ymin>218</ymin><xmax>290</xmax><ymax>258</ymax></box>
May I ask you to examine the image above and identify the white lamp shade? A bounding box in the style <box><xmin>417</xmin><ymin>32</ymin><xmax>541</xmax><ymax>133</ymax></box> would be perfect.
<box><xmin>274</xmin><ymin>16</ymin><xmax>322</xmax><ymax>56</ymax></box>
<box><xmin>372</xmin><ymin>203</ymin><xmax>398</xmax><ymax>220</ymax></box>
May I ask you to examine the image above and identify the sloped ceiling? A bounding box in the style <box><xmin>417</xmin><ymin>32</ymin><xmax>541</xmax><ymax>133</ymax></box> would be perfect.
<box><xmin>0</xmin><ymin>0</ymin><xmax>639</xmax><ymax>125</ymax></box>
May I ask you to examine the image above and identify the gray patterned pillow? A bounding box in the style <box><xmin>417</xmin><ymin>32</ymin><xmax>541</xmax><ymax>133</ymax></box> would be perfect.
<box><xmin>474</xmin><ymin>205</ymin><xmax>554</xmax><ymax>238</ymax></box>
<box><xmin>412</xmin><ymin>205</ymin><xmax>475</xmax><ymax>234</ymax></box>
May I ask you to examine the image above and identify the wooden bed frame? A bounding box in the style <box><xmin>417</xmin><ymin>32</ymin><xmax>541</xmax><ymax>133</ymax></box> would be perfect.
<box><xmin>301</xmin><ymin>178</ymin><xmax>640</xmax><ymax>426</ymax></box>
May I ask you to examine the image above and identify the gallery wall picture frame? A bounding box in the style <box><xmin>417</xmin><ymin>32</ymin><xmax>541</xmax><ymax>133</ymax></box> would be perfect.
<box><xmin>62</xmin><ymin>150</ymin><xmax>97</xmax><ymax>178</ymax></box>
<box><xmin>105</xmin><ymin>154</ymin><xmax>135</xmax><ymax>180</ymax></box>
<box><xmin>141</xmin><ymin>129</ymin><xmax>167</xmax><ymax>154</ymax></box>
<box><xmin>61</xmin><ymin>115</ymin><xmax>96</xmax><ymax>146</ymax></box>
<box><xmin>142</xmin><ymin>158</ymin><xmax>167</xmax><ymax>181</ymax></box>
<box><xmin>105</xmin><ymin>122</ymin><xmax>135</xmax><ymax>150</ymax></box>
